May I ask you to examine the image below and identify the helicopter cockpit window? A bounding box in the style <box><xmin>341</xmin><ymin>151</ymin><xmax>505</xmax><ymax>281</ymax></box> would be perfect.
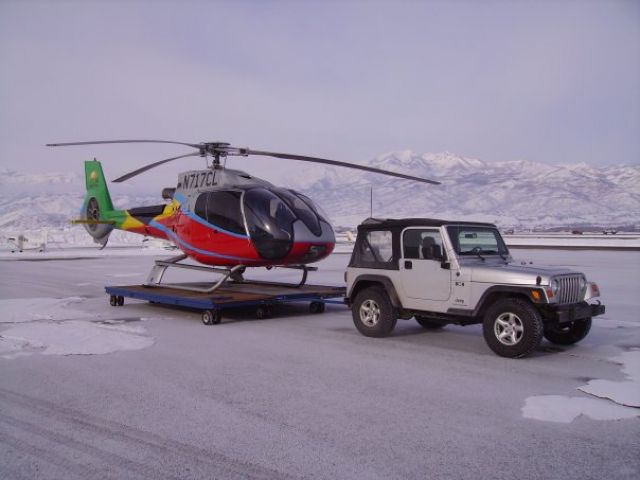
<box><xmin>193</xmin><ymin>192</ymin><xmax>245</xmax><ymax>236</ymax></box>
<box><xmin>206</xmin><ymin>191</ymin><xmax>245</xmax><ymax>235</ymax></box>
<box><xmin>244</xmin><ymin>188</ymin><xmax>296</xmax><ymax>259</ymax></box>
<box><xmin>194</xmin><ymin>193</ymin><xmax>208</xmax><ymax>221</ymax></box>
<box><xmin>272</xmin><ymin>188</ymin><xmax>322</xmax><ymax>236</ymax></box>
<box><xmin>297</xmin><ymin>193</ymin><xmax>330</xmax><ymax>223</ymax></box>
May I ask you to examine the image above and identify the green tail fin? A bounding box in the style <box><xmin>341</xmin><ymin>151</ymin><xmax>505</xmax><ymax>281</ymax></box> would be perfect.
<box><xmin>82</xmin><ymin>159</ymin><xmax>116</xmax><ymax>246</ymax></box>
<box><xmin>84</xmin><ymin>159</ymin><xmax>114</xmax><ymax>213</ymax></box>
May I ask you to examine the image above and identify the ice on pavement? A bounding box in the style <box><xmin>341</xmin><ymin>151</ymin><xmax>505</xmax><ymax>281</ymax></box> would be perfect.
<box><xmin>0</xmin><ymin>296</ymin><xmax>154</xmax><ymax>358</ymax></box>
<box><xmin>522</xmin><ymin>395</ymin><xmax>638</xmax><ymax>423</ymax></box>
<box><xmin>0</xmin><ymin>320</ymin><xmax>153</xmax><ymax>358</ymax></box>
<box><xmin>0</xmin><ymin>297</ymin><xmax>88</xmax><ymax>323</ymax></box>
<box><xmin>578</xmin><ymin>350</ymin><xmax>640</xmax><ymax>408</ymax></box>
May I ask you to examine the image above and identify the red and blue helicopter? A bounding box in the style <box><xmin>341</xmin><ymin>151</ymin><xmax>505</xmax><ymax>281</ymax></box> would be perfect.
<box><xmin>47</xmin><ymin>140</ymin><xmax>439</xmax><ymax>288</ymax></box>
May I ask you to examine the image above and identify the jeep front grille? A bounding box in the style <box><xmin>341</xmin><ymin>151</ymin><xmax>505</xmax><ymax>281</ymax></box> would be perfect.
<box><xmin>556</xmin><ymin>275</ymin><xmax>584</xmax><ymax>304</ymax></box>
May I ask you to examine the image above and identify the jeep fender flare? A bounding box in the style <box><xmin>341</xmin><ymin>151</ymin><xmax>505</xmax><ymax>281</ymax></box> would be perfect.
<box><xmin>470</xmin><ymin>285</ymin><xmax>542</xmax><ymax>318</ymax></box>
<box><xmin>347</xmin><ymin>275</ymin><xmax>403</xmax><ymax>309</ymax></box>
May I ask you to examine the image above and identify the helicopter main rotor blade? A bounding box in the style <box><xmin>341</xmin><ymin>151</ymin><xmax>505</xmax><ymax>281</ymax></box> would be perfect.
<box><xmin>47</xmin><ymin>139</ymin><xmax>201</xmax><ymax>148</ymax></box>
<box><xmin>112</xmin><ymin>152</ymin><xmax>201</xmax><ymax>183</ymax></box>
<box><xmin>244</xmin><ymin>149</ymin><xmax>441</xmax><ymax>185</ymax></box>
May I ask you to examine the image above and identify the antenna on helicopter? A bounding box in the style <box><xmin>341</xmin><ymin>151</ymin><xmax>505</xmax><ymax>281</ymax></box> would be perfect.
<box><xmin>46</xmin><ymin>139</ymin><xmax>441</xmax><ymax>185</ymax></box>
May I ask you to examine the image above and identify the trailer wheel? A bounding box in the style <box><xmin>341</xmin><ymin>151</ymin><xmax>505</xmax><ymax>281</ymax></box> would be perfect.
<box><xmin>109</xmin><ymin>295</ymin><xmax>117</xmax><ymax>307</ymax></box>
<box><xmin>256</xmin><ymin>306</ymin><xmax>269</xmax><ymax>320</ymax></box>
<box><xmin>116</xmin><ymin>296</ymin><xmax>124</xmax><ymax>306</ymax></box>
<box><xmin>544</xmin><ymin>318</ymin><xmax>591</xmax><ymax>345</ymax></box>
<box><xmin>483</xmin><ymin>298</ymin><xmax>543</xmax><ymax>358</ymax></box>
<box><xmin>310</xmin><ymin>301</ymin><xmax>325</xmax><ymax>314</ymax></box>
<box><xmin>202</xmin><ymin>309</ymin><xmax>221</xmax><ymax>325</ymax></box>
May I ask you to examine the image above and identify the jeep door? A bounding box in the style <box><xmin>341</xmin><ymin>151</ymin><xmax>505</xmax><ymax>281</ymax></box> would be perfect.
<box><xmin>400</xmin><ymin>228</ymin><xmax>452</xmax><ymax>302</ymax></box>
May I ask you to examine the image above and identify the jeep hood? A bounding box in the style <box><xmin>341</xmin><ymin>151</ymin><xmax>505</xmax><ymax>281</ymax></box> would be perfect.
<box><xmin>469</xmin><ymin>262</ymin><xmax>576</xmax><ymax>285</ymax></box>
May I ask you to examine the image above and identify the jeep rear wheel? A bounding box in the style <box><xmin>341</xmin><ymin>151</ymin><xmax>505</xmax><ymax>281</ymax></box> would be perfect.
<box><xmin>483</xmin><ymin>298</ymin><xmax>543</xmax><ymax>358</ymax></box>
<box><xmin>352</xmin><ymin>287</ymin><xmax>397</xmax><ymax>337</ymax></box>
<box><xmin>543</xmin><ymin>317</ymin><xmax>591</xmax><ymax>345</ymax></box>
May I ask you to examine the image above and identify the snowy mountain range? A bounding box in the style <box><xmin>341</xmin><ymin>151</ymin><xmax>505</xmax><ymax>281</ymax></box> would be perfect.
<box><xmin>0</xmin><ymin>152</ymin><xmax>638</xmax><ymax>241</ymax></box>
<box><xmin>289</xmin><ymin>151</ymin><xmax>640</xmax><ymax>229</ymax></box>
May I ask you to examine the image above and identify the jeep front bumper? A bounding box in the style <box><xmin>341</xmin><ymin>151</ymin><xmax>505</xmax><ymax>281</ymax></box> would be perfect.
<box><xmin>545</xmin><ymin>302</ymin><xmax>605</xmax><ymax>323</ymax></box>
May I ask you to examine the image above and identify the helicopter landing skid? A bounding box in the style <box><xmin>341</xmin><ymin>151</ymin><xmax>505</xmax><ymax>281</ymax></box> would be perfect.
<box><xmin>144</xmin><ymin>254</ymin><xmax>247</xmax><ymax>294</ymax></box>
<box><xmin>144</xmin><ymin>255</ymin><xmax>317</xmax><ymax>293</ymax></box>
<box><xmin>256</xmin><ymin>264</ymin><xmax>318</xmax><ymax>288</ymax></box>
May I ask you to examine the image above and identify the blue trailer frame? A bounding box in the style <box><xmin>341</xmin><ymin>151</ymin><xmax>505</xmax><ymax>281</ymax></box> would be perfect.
<box><xmin>105</xmin><ymin>281</ymin><xmax>346</xmax><ymax>323</ymax></box>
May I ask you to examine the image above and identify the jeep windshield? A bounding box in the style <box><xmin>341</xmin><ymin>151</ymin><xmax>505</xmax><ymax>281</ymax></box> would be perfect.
<box><xmin>446</xmin><ymin>226</ymin><xmax>509</xmax><ymax>256</ymax></box>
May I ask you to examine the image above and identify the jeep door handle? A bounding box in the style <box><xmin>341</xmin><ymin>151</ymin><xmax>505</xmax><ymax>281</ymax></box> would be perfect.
<box><xmin>404</xmin><ymin>260</ymin><xmax>412</xmax><ymax>270</ymax></box>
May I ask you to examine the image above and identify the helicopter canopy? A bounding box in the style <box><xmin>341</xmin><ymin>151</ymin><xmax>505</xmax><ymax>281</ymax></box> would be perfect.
<box><xmin>194</xmin><ymin>187</ymin><xmax>329</xmax><ymax>260</ymax></box>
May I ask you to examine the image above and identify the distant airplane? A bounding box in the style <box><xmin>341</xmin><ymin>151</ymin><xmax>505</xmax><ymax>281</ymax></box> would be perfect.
<box><xmin>8</xmin><ymin>230</ymin><xmax>48</xmax><ymax>253</ymax></box>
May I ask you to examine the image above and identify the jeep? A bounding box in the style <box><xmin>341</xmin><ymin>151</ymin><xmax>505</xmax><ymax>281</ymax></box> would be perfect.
<box><xmin>345</xmin><ymin>218</ymin><xmax>605</xmax><ymax>358</ymax></box>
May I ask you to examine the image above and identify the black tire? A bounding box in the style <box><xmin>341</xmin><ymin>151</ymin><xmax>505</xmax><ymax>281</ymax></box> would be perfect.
<box><xmin>109</xmin><ymin>295</ymin><xmax>117</xmax><ymax>307</ymax></box>
<box><xmin>352</xmin><ymin>286</ymin><xmax>397</xmax><ymax>337</ymax></box>
<box><xmin>310</xmin><ymin>301</ymin><xmax>325</xmax><ymax>314</ymax></box>
<box><xmin>116</xmin><ymin>296</ymin><xmax>124</xmax><ymax>306</ymax></box>
<box><xmin>544</xmin><ymin>318</ymin><xmax>592</xmax><ymax>345</ymax></box>
<box><xmin>202</xmin><ymin>309</ymin><xmax>216</xmax><ymax>325</ymax></box>
<box><xmin>483</xmin><ymin>298</ymin><xmax>543</xmax><ymax>358</ymax></box>
<box><xmin>256</xmin><ymin>306</ymin><xmax>268</xmax><ymax>320</ymax></box>
<box><xmin>415</xmin><ymin>316</ymin><xmax>445</xmax><ymax>330</ymax></box>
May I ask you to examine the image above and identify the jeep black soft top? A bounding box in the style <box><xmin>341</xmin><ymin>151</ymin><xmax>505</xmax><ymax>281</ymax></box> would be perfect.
<box><xmin>350</xmin><ymin>217</ymin><xmax>497</xmax><ymax>270</ymax></box>
<box><xmin>356</xmin><ymin>217</ymin><xmax>496</xmax><ymax>231</ymax></box>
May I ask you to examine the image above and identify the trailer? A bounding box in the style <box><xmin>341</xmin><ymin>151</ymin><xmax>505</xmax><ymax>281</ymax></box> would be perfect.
<box><xmin>105</xmin><ymin>281</ymin><xmax>346</xmax><ymax>325</ymax></box>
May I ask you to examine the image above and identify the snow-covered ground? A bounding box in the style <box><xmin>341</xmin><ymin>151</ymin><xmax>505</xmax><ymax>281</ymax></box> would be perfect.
<box><xmin>0</xmin><ymin>247</ymin><xmax>638</xmax><ymax>479</ymax></box>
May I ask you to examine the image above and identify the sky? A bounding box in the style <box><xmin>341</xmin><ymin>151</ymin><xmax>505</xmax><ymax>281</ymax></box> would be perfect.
<box><xmin>0</xmin><ymin>0</ymin><xmax>638</xmax><ymax>191</ymax></box>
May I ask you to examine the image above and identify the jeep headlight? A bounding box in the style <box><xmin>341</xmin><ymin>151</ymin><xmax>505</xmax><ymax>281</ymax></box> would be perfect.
<box><xmin>550</xmin><ymin>278</ymin><xmax>560</xmax><ymax>295</ymax></box>
<box><xmin>579</xmin><ymin>276</ymin><xmax>586</xmax><ymax>291</ymax></box>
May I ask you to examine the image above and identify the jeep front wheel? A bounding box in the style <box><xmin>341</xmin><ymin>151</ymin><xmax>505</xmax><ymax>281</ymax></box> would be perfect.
<box><xmin>482</xmin><ymin>298</ymin><xmax>543</xmax><ymax>358</ymax></box>
<box><xmin>543</xmin><ymin>318</ymin><xmax>591</xmax><ymax>345</ymax></box>
<box><xmin>352</xmin><ymin>287</ymin><xmax>397</xmax><ymax>337</ymax></box>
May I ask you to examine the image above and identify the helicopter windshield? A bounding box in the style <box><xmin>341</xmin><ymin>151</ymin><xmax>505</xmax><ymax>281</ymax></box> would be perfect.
<box><xmin>272</xmin><ymin>188</ymin><xmax>322</xmax><ymax>236</ymax></box>
<box><xmin>297</xmin><ymin>193</ymin><xmax>330</xmax><ymax>223</ymax></box>
<box><xmin>243</xmin><ymin>188</ymin><xmax>296</xmax><ymax>259</ymax></box>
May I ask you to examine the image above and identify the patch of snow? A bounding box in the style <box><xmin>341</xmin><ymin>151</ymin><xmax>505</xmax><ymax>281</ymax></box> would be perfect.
<box><xmin>522</xmin><ymin>395</ymin><xmax>638</xmax><ymax>423</ymax></box>
<box><xmin>0</xmin><ymin>297</ymin><xmax>88</xmax><ymax>323</ymax></box>
<box><xmin>1</xmin><ymin>320</ymin><xmax>153</xmax><ymax>357</ymax></box>
<box><xmin>578</xmin><ymin>350</ymin><xmax>640</xmax><ymax>407</ymax></box>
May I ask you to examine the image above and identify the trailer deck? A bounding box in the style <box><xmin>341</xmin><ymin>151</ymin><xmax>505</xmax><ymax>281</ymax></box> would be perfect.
<box><xmin>105</xmin><ymin>281</ymin><xmax>347</xmax><ymax>324</ymax></box>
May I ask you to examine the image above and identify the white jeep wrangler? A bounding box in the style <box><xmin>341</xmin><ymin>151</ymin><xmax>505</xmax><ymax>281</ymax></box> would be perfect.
<box><xmin>345</xmin><ymin>218</ymin><xmax>605</xmax><ymax>358</ymax></box>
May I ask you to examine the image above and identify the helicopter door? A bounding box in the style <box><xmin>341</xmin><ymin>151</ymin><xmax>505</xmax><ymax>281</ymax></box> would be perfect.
<box><xmin>205</xmin><ymin>191</ymin><xmax>246</xmax><ymax>236</ymax></box>
<box><xmin>243</xmin><ymin>188</ymin><xmax>296</xmax><ymax>259</ymax></box>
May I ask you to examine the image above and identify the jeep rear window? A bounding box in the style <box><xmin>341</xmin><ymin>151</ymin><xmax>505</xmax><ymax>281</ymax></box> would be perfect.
<box><xmin>447</xmin><ymin>226</ymin><xmax>509</xmax><ymax>255</ymax></box>
<box><xmin>360</xmin><ymin>230</ymin><xmax>393</xmax><ymax>263</ymax></box>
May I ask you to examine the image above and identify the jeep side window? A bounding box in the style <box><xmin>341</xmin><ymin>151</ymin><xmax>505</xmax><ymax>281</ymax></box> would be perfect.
<box><xmin>361</xmin><ymin>230</ymin><xmax>393</xmax><ymax>263</ymax></box>
<box><xmin>403</xmin><ymin>229</ymin><xmax>444</xmax><ymax>260</ymax></box>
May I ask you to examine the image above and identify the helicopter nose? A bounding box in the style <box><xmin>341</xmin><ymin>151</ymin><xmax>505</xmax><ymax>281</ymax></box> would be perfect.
<box><xmin>304</xmin><ymin>245</ymin><xmax>327</xmax><ymax>261</ymax></box>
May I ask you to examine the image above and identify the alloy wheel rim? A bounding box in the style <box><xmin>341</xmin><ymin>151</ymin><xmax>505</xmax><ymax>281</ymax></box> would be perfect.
<box><xmin>494</xmin><ymin>312</ymin><xmax>524</xmax><ymax>346</ymax></box>
<box><xmin>359</xmin><ymin>299</ymin><xmax>381</xmax><ymax>327</ymax></box>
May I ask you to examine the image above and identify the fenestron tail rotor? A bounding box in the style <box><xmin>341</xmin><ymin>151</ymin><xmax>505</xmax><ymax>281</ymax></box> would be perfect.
<box><xmin>47</xmin><ymin>139</ymin><xmax>441</xmax><ymax>185</ymax></box>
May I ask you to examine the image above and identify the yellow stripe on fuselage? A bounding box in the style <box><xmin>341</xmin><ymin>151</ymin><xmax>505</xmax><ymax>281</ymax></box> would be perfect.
<box><xmin>153</xmin><ymin>199</ymin><xmax>181</xmax><ymax>222</ymax></box>
<box><xmin>121</xmin><ymin>212</ymin><xmax>146</xmax><ymax>230</ymax></box>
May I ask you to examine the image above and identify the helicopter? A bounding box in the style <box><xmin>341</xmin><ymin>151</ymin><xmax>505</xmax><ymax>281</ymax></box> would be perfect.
<box><xmin>47</xmin><ymin>140</ymin><xmax>439</xmax><ymax>291</ymax></box>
